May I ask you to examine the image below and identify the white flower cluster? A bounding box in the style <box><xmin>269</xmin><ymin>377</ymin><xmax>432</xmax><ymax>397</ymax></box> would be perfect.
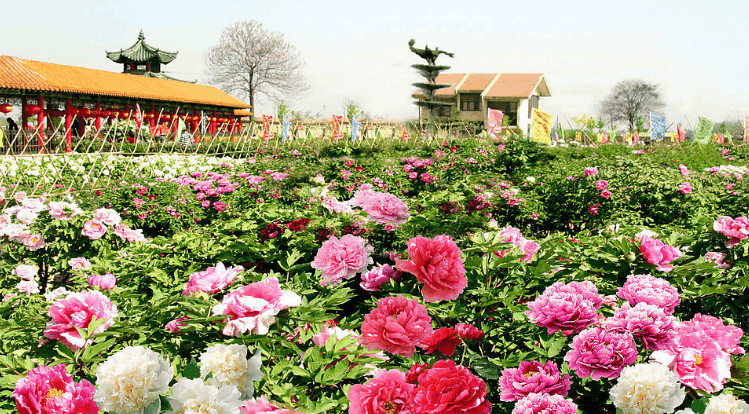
<box><xmin>704</xmin><ymin>394</ymin><xmax>749</xmax><ymax>414</ymax></box>
<box><xmin>199</xmin><ymin>344</ymin><xmax>263</xmax><ymax>400</ymax></box>
<box><xmin>609</xmin><ymin>363</ymin><xmax>685</xmax><ymax>414</ymax></box>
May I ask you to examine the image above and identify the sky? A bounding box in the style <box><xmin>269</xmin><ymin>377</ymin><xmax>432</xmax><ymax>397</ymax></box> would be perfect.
<box><xmin>3</xmin><ymin>0</ymin><xmax>748</xmax><ymax>129</ymax></box>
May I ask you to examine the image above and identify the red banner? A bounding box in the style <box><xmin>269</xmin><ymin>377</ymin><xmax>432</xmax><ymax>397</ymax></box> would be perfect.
<box><xmin>134</xmin><ymin>104</ymin><xmax>142</xmax><ymax>129</ymax></box>
<box><xmin>263</xmin><ymin>115</ymin><xmax>273</xmax><ymax>140</ymax></box>
<box><xmin>401</xmin><ymin>124</ymin><xmax>410</xmax><ymax>142</ymax></box>
<box><xmin>677</xmin><ymin>125</ymin><xmax>686</xmax><ymax>142</ymax></box>
<box><xmin>332</xmin><ymin>115</ymin><xmax>343</xmax><ymax>141</ymax></box>
<box><xmin>744</xmin><ymin>115</ymin><xmax>749</xmax><ymax>143</ymax></box>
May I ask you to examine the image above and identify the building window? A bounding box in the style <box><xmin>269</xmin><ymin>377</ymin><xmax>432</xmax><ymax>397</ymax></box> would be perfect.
<box><xmin>528</xmin><ymin>95</ymin><xmax>539</xmax><ymax>118</ymax></box>
<box><xmin>460</xmin><ymin>94</ymin><xmax>481</xmax><ymax>112</ymax></box>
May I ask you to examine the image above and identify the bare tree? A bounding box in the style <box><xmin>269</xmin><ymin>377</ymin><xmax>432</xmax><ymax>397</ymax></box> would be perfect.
<box><xmin>598</xmin><ymin>79</ymin><xmax>665</xmax><ymax>132</ymax></box>
<box><xmin>205</xmin><ymin>20</ymin><xmax>308</xmax><ymax>113</ymax></box>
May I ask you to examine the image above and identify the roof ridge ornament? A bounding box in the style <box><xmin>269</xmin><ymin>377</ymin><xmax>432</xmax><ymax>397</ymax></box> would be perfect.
<box><xmin>138</xmin><ymin>30</ymin><xmax>145</xmax><ymax>41</ymax></box>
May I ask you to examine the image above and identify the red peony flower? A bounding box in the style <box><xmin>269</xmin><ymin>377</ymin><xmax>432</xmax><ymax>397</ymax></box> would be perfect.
<box><xmin>409</xmin><ymin>360</ymin><xmax>491</xmax><ymax>414</ymax></box>
<box><xmin>360</xmin><ymin>295</ymin><xmax>433</xmax><ymax>358</ymax></box>
<box><xmin>348</xmin><ymin>369</ymin><xmax>414</xmax><ymax>414</ymax></box>
<box><xmin>405</xmin><ymin>364</ymin><xmax>429</xmax><ymax>384</ymax></box>
<box><xmin>395</xmin><ymin>235</ymin><xmax>467</xmax><ymax>302</ymax></box>
<box><xmin>421</xmin><ymin>327</ymin><xmax>462</xmax><ymax>357</ymax></box>
<box><xmin>455</xmin><ymin>323</ymin><xmax>485</xmax><ymax>341</ymax></box>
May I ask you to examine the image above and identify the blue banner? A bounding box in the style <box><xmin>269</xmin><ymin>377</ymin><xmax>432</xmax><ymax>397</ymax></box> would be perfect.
<box><xmin>351</xmin><ymin>118</ymin><xmax>360</xmax><ymax>142</ymax></box>
<box><xmin>281</xmin><ymin>115</ymin><xmax>291</xmax><ymax>142</ymax></box>
<box><xmin>649</xmin><ymin>112</ymin><xmax>666</xmax><ymax>141</ymax></box>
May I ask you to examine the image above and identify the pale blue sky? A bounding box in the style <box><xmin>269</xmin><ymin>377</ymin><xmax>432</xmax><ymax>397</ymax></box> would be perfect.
<box><xmin>3</xmin><ymin>0</ymin><xmax>748</xmax><ymax>128</ymax></box>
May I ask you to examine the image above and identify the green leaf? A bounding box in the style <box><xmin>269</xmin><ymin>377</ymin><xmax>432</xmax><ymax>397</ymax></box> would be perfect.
<box><xmin>82</xmin><ymin>338</ymin><xmax>117</xmax><ymax>360</ymax></box>
<box><xmin>690</xmin><ymin>397</ymin><xmax>708</xmax><ymax>414</ymax></box>
<box><xmin>182</xmin><ymin>358</ymin><xmax>201</xmax><ymax>379</ymax></box>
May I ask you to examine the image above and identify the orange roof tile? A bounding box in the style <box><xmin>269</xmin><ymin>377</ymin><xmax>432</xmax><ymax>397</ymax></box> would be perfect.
<box><xmin>457</xmin><ymin>73</ymin><xmax>496</xmax><ymax>93</ymax></box>
<box><xmin>233</xmin><ymin>109</ymin><xmax>253</xmax><ymax>117</ymax></box>
<box><xmin>0</xmin><ymin>56</ymin><xmax>249</xmax><ymax>109</ymax></box>
<box><xmin>485</xmin><ymin>73</ymin><xmax>544</xmax><ymax>98</ymax></box>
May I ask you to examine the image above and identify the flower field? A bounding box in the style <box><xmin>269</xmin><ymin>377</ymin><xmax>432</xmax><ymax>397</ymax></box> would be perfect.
<box><xmin>1</xmin><ymin>137</ymin><xmax>748</xmax><ymax>414</ymax></box>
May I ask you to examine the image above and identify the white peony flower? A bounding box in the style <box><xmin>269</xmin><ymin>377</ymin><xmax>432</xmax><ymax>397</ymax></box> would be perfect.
<box><xmin>609</xmin><ymin>363</ymin><xmax>685</xmax><ymax>414</ymax></box>
<box><xmin>705</xmin><ymin>394</ymin><xmax>749</xmax><ymax>414</ymax></box>
<box><xmin>94</xmin><ymin>346</ymin><xmax>173</xmax><ymax>414</ymax></box>
<box><xmin>166</xmin><ymin>378</ymin><xmax>242</xmax><ymax>414</ymax></box>
<box><xmin>199</xmin><ymin>344</ymin><xmax>263</xmax><ymax>399</ymax></box>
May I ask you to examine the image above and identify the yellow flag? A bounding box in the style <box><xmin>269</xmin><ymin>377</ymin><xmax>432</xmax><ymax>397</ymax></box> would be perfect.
<box><xmin>530</xmin><ymin>108</ymin><xmax>553</xmax><ymax>143</ymax></box>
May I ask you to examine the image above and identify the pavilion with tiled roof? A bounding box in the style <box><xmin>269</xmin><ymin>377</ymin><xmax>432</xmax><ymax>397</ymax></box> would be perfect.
<box><xmin>107</xmin><ymin>30</ymin><xmax>178</xmax><ymax>77</ymax></box>
<box><xmin>0</xmin><ymin>54</ymin><xmax>251</xmax><ymax>151</ymax></box>
<box><xmin>413</xmin><ymin>72</ymin><xmax>551</xmax><ymax>134</ymax></box>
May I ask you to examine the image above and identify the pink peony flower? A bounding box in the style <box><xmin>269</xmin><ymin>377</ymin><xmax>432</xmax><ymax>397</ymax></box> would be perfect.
<box><xmin>617</xmin><ymin>274</ymin><xmax>680</xmax><ymax>314</ymax></box>
<box><xmin>595</xmin><ymin>180</ymin><xmax>609</xmax><ymax>190</ymax></box>
<box><xmin>359</xmin><ymin>265</ymin><xmax>397</xmax><ymax>291</ymax></box>
<box><xmin>12</xmin><ymin>264</ymin><xmax>38</xmax><ymax>280</ymax></box>
<box><xmin>81</xmin><ymin>220</ymin><xmax>107</xmax><ymax>240</ymax></box>
<box><xmin>360</xmin><ymin>295</ymin><xmax>432</xmax><ymax>358</ymax></box>
<box><xmin>23</xmin><ymin>234</ymin><xmax>45</xmax><ymax>251</ymax></box>
<box><xmin>93</xmin><ymin>208</ymin><xmax>121</xmax><ymax>226</ymax></box>
<box><xmin>211</xmin><ymin>277</ymin><xmax>301</xmax><ymax>336</ymax></box>
<box><xmin>713</xmin><ymin>216</ymin><xmax>749</xmax><ymax>248</ymax></box>
<box><xmin>360</xmin><ymin>192</ymin><xmax>410</xmax><ymax>225</ymax></box>
<box><xmin>512</xmin><ymin>393</ymin><xmax>578</xmax><ymax>414</ymax></box>
<box><xmin>679</xmin><ymin>182</ymin><xmax>692</xmax><ymax>194</ymax></box>
<box><xmin>409</xmin><ymin>360</ymin><xmax>491</xmax><ymax>414</ymax></box>
<box><xmin>87</xmin><ymin>274</ymin><xmax>116</xmax><ymax>290</ymax></box>
<box><xmin>13</xmin><ymin>363</ymin><xmax>99</xmax><ymax>414</ymax></box>
<box><xmin>564</xmin><ymin>327</ymin><xmax>638</xmax><ymax>380</ymax></box>
<box><xmin>679</xmin><ymin>164</ymin><xmax>690</xmax><ymax>176</ymax></box>
<box><xmin>494</xmin><ymin>227</ymin><xmax>541</xmax><ymax>262</ymax></box>
<box><xmin>311</xmin><ymin>234</ymin><xmax>371</xmax><ymax>286</ymax></box>
<box><xmin>44</xmin><ymin>290</ymin><xmax>118</xmax><ymax>351</ymax></box>
<box><xmin>455</xmin><ymin>323</ymin><xmax>485</xmax><ymax>341</ymax></box>
<box><xmin>240</xmin><ymin>396</ymin><xmax>303</xmax><ymax>414</ymax></box>
<box><xmin>420</xmin><ymin>327</ymin><xmax>462</xmax><ymax>357</ymax></box>
<box><xmin>16</xmin><ymin>280</ymin><xmax>40</xmax><ymax>295</ymax></box>
<box><xmin>588</xmin><ymin>203</ymin><xmax>600</xmax><ymax>215</ymax></box>
<box><xmin>68</xmin><ymin>257</ymin><xmax>92</xmax><ymax>272</ymax></box>
<box><xmin>584</xmin><ymin>167</ymin><xmax>598</xmax><ymax>177</ymax></box>
<box><xmin>395</xmin><ymin>235</ymin><xmax>467</xmax><ymax>302</ymax></box>
<box><xmin>605</xmin><ymin>303</ymin><xmax>676</xmax><ymax>351</ymax></box>
<box><xmin>499</xmin><ymin>360</ymin><xmax>572</xmax><ymax>401</ymax></box>
<box><xmin>639</xmin><ymin>235</ymin><xmax>682</xmax><ymax>272</ymax></box>
<box><xmin>704</xmin><ymin>252</ymin><xmax>731</xmax><ymax>269</ymax></box>
<box><xmin>321</xmin><ymin>196</ymin><xmax>353</xmax><ymax>214</ymax></box>
<box><xmin>166</xmin><ymin>316</ymin><xmax>190</xmax><ymax>333</ymax></box>
<box><xmin>600</xmin><ymin>189</ymin><xmax>612</xmax><ymax>198</ymax></box>
<box><xmin>348</xmin><ymin>369</ymin><xmax>414</xmax><ymax>414</ymax></box>
<box><xmin>526</xmin><ymin>281</ymin><xmax>602</xmax><ymax>335</ymax></box>
<box><xmin>312</xmin><ymin>325</ymin><xmax>360</xmax><ymax>347</ymax></box>
<box><xmin>650</xmin><ymin>332</ymin><xmax>732</xmax><ymax>393</ymax></box>
<box><xmin>678</xmin><ymin>314</ymin><xmax>745</xmax><ymax>355</ymax></box>
<box><xmin>182</xmin><ymin>262</ymin><xmax>244</xmax><ymax>295</ymax></box>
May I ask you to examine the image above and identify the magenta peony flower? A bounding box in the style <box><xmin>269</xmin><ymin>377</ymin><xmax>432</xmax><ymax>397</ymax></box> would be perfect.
<box><xmin>639</xmin><ymin>235</ymin><xmax>682</xmax><ymax>272</ymax></box>
<box><xmin>360</xmin><ymin>295</ymin><xmax>432</xmax><ymax>358</ymax></box>
<box><xmin>564</xmin><ymin>327</ymin><xmax>638</xmax><ymax>380</ymax></box>
<box><xmin>499</xmin><ymin>360</ymin><xmax>572</xmax><ymax>401</ymax></box>
<box><xmin>87</xmin><ymin>274</ymin><xmax>117</xmax><ymax>290</ymax></box>
<box><xmin>455</xmin><ymin>323</ymin><xmax>485</xmax><ymax>341</ymax></box>
<box><xmin>311</xmin><ymin>234</ymin><xmax>371</xmax><ymax>286</ymax></box>
<box><xmin>409</xmin><ymin>360</ymin><xmax>491</xmax><ymax>414</ymax></box>
<box><xmin>494</xmin><ymin>227</ymin><xmax>541</xmax><ymax>262</ymax></box>
<box><xmin>420</xmin><ymin>327</ymin><xmax>462</xmax><ymax>357</ymax></box>
<box><xmin>526</xmin><ymin>281</ymin><xmax>602</xmax><ymax>335</ymax></box>
<box><xmin>511</xmin><ymin>393</ymin><xmax>578</xmax><ymax>414</ymax></box>
<box><xmin>584</xmin><ymin>167</ymin><xmax>598</xmax><ymax>177</ymax></box>
<box><xmin>81</xmin><ymin>220</ymin><xmax>107</xmax><ymax>240</ymax></box>
<box><xmin>678</xmin><ymin>314</ymin><xmax>745</xmax><ymax>355</ymax></box>
<box><xmin>348</xmin><ymin>369</ymin><xmax>414</xmax><ymax>414</ymax></box>
<box><xmin>713</xmin><ymin>215</ymin><xmax>749</xmax><ymax>248</ymax></box>
<box><xmin>357</xmin><ymin>191</ymin><xmax>410</xmax><ymax>225</ymax></box>
<box><xmin>600</xmin><ymin>189</ymin><xmax>612</xmax><ymax>198</ymax></box>
<box><xmin>212</xmin><ymin>277</ymin><xmax>301</xmax><ymax>336</ymax></box>
<box><xmin>650</xmin><ymin>331</ymin><xmax>732</xmax><ymax>393</ymax></box>
<box><xmin>182</xmin><ymin>262</ymin><xmax>244</xmax><ymax>295</ymax></box>
<box><xmin>595</xmin><ymin>180</ymin><xmax>609</xmax><ymax>190</ymax></box>
<box><xmin>13</xmin><ymin>363</ymin><xmax>99</xmax><ymax>414</ymax></box>
<box><xmin>395</xmin><ymin>235</ymin><xmax>467</xmax><ymax>302</ymax></box>
<box><xmin>679</xmin><ymin>182</ymin><xmax>692</xmax><ymax>194</ymax></box>
<box><xmin>359</xmin><ymin>265</ymin><xmax>398</xmax><ymax>292</ymax></box>
<box><xmin>166</xmin><ymin>316</ymin><xmax>190</xmax><ymax>333</ymax></box>
<box><xmin>617</xmin><ymin>274</ymin><xmax>680</xmax><ymax>314</ymax></box>
<box><xmin>44</xmin><ymin>290</ymin><xmax>118</xmax><ymax>351</ymax></box>
<box><xmin>605</xmin><ymin>303</ymin><xmax>676</xmax><ymax>351</ymax></box>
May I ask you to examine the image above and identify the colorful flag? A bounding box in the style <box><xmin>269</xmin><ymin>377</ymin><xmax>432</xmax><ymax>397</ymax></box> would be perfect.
<box><xmin>551</xmin><ymin>124</ymin><xmax>559</xmax><ymax>141</ymax></box>
<box><xmin>332</xmin><ymin>115</ymin><xmax>343</xmax><ymax>141</ymax></box>
<box><xmin>281</xmin><ymin>115</ymin><xmax>291</xmax><ymax>142</ymax></box>
<box><xmin>262</xmin><ymin>115</ymin><xmax>274</xmax><ymax>140</ymax></box>
<box><xmin>487</xmin><ymin>108</ymin><xmax>503</xmax><ymax>135</ymax></box>
<box><xmin>530</xmin><ymin>108</ymin><xmax>553</xmax><ymax>143</ymax></box>
<box><xmin>401</xmin><ymin>124</ymin><xmax>410</xmax><ymax>142</ymax></box>
<box><xmin>602</xmin><ymin>133</ymin><xmax>609</xmax><ymax>143</ymax></box>
<box><xmin>715</xmin><ymin>133</ymin><xmax>725</xmax><ymax>144</ymax></box>
<box><xmin>135</xmin><ymin>104</ymin><xmax>142</xmax><ymax>129</ymax></box>
<box><xmin>677</xmin><ymin>125</ymin><xmax>686</xmax><ymax>142</ymax></box>
<box><xmin>649</xmin><ymin>112</ymin><xmax>666</xmax><ymax>141</ymax></box>
<box><xmin>693</xmin><ymin>117</ymin><xmax>714</xmax><ymax>144</ymax></box>
<box><xmin>633</xmin><ymin>131</ymin><xmax>640</xmax><ymax>143</ymax></box>
<box><xmin>744</xmin><ymin>115</ymin><xmax>749</xmax><ymax>143</ymax></box>
<box><xmin>351</xmin><ymin>118</ymin><xmax>360</xmax><ymax>142</ymax></box>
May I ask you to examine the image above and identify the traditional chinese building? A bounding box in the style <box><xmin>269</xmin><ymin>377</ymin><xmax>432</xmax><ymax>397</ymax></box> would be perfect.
<box><xmin>0</xmin><ymin>32</ymin><xmax>251</xmax><ymax>152</ymax></box>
